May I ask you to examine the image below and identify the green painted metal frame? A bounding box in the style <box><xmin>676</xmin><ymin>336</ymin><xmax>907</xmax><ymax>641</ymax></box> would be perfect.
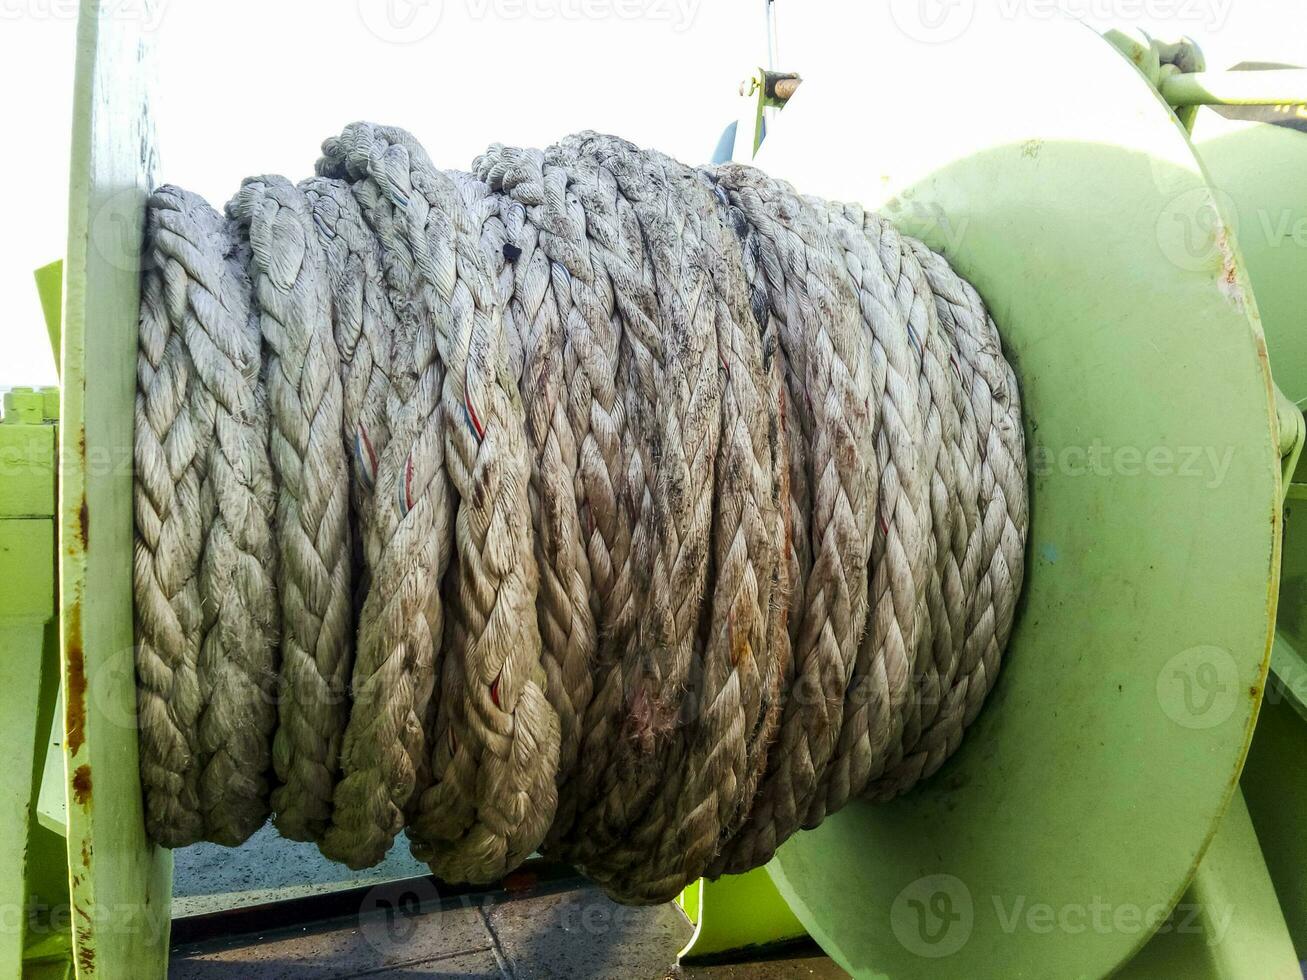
<box><xmin>1163</xmin><ymin>70</ymin><xmax>1307</xmax><ymax>108</ymax></box>
<box><xmin>676</xmin><ymin>868</ymin><xmax>806</xmax><ymax>963</ymax></box>
<box><xmin>57</xmin><ymin>1</ymin><xmax>171</xmax><ymax>977</ymax></box>
<box><xmin>1</xmin><ymin>384</ymin><xmax>64</xmax><ymax>980</ymax></box>
<box><xmin>1190</xmin><ymin>85</ymin><xmax>1307</xmax><ymax>962</ymax></box>
<box><xmin>1114</xmin><ymin>788</ymin><xmax>1300</xmax><ymax>980</ymax></box>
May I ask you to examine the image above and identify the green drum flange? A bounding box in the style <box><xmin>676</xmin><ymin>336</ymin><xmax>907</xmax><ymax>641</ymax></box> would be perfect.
<box><xmin>1192</xmin><ymin>105</ymin><xmax>1307</xmax><ymax>404</ymax></box>
<box><xmin>754</xmin><ymin>9</ymin><xmax>1281</xmax><ymax>979</ymax></box>
<box><xmin>61</xmin><ymin>2</ymin><xmax>171</xmax><ymax>977</ymax></box>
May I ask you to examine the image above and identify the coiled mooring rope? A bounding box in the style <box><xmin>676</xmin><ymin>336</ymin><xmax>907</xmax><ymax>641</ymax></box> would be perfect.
<box><xmin>133</xmin><ymin>124</ymin><xmax>1027</xmax><ymax>904</ymax></box>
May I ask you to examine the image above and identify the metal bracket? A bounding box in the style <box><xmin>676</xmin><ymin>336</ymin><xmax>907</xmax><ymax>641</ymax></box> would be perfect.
<box><xmin>1105</xmin><ymin>26</ymin><xmax>1307</xmax><ymax>133</ymax></box>
<box><xmin>676</xmin><ymin>868</ymin><xmax>806</xmax><ymax>964</ymax></box>
<box><xmin>733</xmin><ymin>67</ymin><xmax>802</xmax><ymax>159</ymax></box>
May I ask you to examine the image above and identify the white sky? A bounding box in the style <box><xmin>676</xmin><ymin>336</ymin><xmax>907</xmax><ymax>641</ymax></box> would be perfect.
<box><xmin>0</xmin><ymin>0</ymin><xmax>1302</xmax><ymax>386</ymax></box>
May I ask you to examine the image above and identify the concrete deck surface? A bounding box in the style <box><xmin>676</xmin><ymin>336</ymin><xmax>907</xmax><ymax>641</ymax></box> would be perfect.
<box><xmin>169</xmin><ymin>881</ymin><xmax>848</xmax><ymax>979</ymax></box>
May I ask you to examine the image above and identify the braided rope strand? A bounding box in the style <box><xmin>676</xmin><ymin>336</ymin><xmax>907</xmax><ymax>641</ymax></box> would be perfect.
<box><xmin>229</xmin><ymin>177</ymin><xmax>355</xmax><ymax>844</ymax></box>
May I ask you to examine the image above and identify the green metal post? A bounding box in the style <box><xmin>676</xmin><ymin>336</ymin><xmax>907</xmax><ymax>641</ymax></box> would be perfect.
<box><xmin>1161</xmin><ymin>70</ymin><xmax>1307</xmax><ymax>107</ymax></box>
<box><xmin>58</xmin><ymin>3</ymin><xmax>172</xmax><ymax>976</ymax></box>
<box><xmin>677</xmin><ymin>869</ymin><xmax>807</xmax><ymax>962</ymax></box>
<box><xmin>1116</xmin><ymin>790</ymin><xmax>1300</xmax><ymax>980</ymax></box>
<box><xmin>1241</xmin><ymin>685</ymin><xmax>1307</xmax><ymax>959</ymax></box>
<box><xmin>34</xmin><ymin>263</ymin><xmax>63</xmax><ymax>376</ymax></box>
<box><xmin>0</xmin><ymin>385</ymin><xmax>65</xmax><ymax>979</ymax></box>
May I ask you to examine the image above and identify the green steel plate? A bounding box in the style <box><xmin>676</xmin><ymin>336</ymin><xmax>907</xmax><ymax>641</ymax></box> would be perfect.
<box><xmin>1192</xmin><ymin>108</ymin><xmax>1307</xmax><ymax>405</ymax></box>
<box><xmin>755</xmin><ymin>11</ymin><xmax>1280</xmax><ymax>980</ymax></box>
<box><xmin>61</xmin><ymin>1</ymin><xmax>171</xmax><ymax>977</ymax></box>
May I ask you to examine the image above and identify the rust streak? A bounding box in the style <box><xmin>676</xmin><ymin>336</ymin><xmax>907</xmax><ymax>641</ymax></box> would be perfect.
<box><xmin>65</xmin><ymin>601</ymin><xmax>87</xmax><ymax>755</ymax></box>
<box><xmin>77</xmin><ymin>937</ymin><xmax>95</xmax><ymax>975</ymax></box>
<box><xmin>77</xmin><ymin>496</ymin><xmax>90</xmax><ymax>549</ymax></box>
<box><xmin>73</xmin><ymin>899</ymin><xmax>96</xmax><ymax>975</ymax></box>
<box><xmin>72</xmin><ymin>764</ymin><xmax>93</xmax><ymax>808</ymax></box>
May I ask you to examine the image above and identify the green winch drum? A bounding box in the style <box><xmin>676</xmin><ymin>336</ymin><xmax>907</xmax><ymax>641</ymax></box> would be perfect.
<box><xmin>753</xmin><ymin>8</ymin><xmax>1280</xmax><ymax>980</ymax></box>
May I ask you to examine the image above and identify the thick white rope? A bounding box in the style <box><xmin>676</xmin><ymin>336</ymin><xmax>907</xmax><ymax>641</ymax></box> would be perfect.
<box><xmin>136</xmin><ymin>188</ymin><xmax>280</xmax><ymax>847</ymax></box>
<box><xmin>134</xmin><ymin>124</ymin><xmax>1027</xmax><ymax>904</ymax></box>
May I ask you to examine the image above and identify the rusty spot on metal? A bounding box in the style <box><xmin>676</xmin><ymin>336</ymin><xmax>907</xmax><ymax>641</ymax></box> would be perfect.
<box><xmin>77</xmin><ymin>495</ymin><xmax>90</xmax><ymax>549</ymax></box>
<box><xmin>77</xmin><ymin>935</ymin><xmax>95</xmax><ymax>974</ymax></box>
<box><xmin>73</xmin><ymin>899</ymin><xmax>96</xmax><ymax>974</ymax></box>
<box><xmin>1214</xmin><ymin>227</ymin><xmax>1248</xmax><ymax>312</ymax></box>
<box><xmin>72</xmin><ymin>764</ymin><xmax>92</xmax><ymax>807</ymax></box>
<box><xmin>66</xmin><ymin>602</ymin><xmax>87</xmax><ymax>755</ymax></box>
